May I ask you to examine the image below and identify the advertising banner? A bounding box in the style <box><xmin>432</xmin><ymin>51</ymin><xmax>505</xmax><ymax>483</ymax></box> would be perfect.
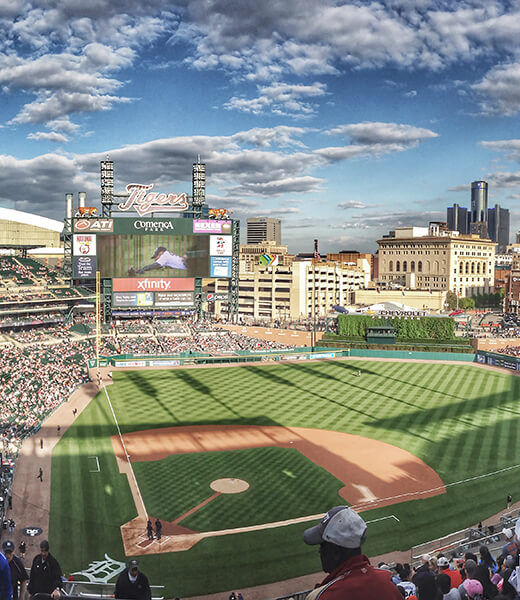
<box><xmin>96</xmin><ymin>218</ymin><xmax>194</xmax><ymax>236</ymax></box>
<box><xmin>74</xmin><ymin>218</ymin><xmax>113</xmax><ymax>233</ymax></box>
<box><xmin>155</xmin><ymin>291</ymin><xmax>195</xmax><ymax>307</ymax></box>
<box><xmin>113</xmin><ymin>292</ymin><xmax>154</xmax><ymax>307</ymax></box>
<box><xmin>113</xmin><ymin>293</ymin><xmax>138</xmax><ymax>307</ymax></box>
<box><xmin>210</xmin><ymin>256</ymin><xmax>232</xmax><ymax>277</ymax></box>
<box><xmin>73</xmin><ymin>234</ymin><xmax>96</xmax><ymax>256</ymax></box>
<box><xmin>210</xmin><ymin>235</ymin><xmax>232</xmax><ymax>256</ymax></box>
<box><xmin>193</xmin><ymin>220</ymin><xmax>232</xmax><ymax>234</ymax></box>
<box><xmin>113</xmin><ymin>278</ymin><xmax>195</xmax><ymax>292</ymax></box>
<box><xmin>73</xmin><ymin>256</ymin><xmax>97</xmax><ymax>278</ymax></box>
<box><xmin>259</xmin><ymin>254</ymin><xmax>279</xmax><ymax>267</ymax></box>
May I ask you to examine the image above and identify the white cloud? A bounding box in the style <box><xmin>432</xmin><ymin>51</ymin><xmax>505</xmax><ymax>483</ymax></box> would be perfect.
<box><xmin>326</xmin><ymin>121</ymin><xmax>438</xmax><ymax>146</ymax></box>
<box><xmin>231</xmin><ymin>126</ymin><xmax>308</xmax><ymax>148</ymax></box>
<box><xmin>224</xmin><ymin>82</ymin><xmax>327</xmax><ymax>117</ymax></box>
<box><xmin>473</xmin><ymin>63</ymin><xmax>520</xmax><ymax>116</ymax></box>
<box><xmin>27</xmin><ymin>131</ymin><xmax>70</xmax><ymax>143</ymax></box>
<box><xmin>337</xmin><ymin>200</ymin><xmax>374</xmax><ymax>209</ymax></box>
<box><xmin>481</xmin><ymin>139</ymin><xmax>520</xmax><ymax>162</ymax></box>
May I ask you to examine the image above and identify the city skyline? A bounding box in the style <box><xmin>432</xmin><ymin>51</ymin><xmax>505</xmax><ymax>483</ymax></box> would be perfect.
<box><xmin>2</xmin><ymin>1</ymin><xmax>520</xmax><ymax>254</ymax></box>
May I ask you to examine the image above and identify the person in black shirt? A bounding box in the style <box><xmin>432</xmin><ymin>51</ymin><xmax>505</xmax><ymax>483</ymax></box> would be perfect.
<box><xmin>1</xmin><ymin>541</ymin><xmax>28</xmax><ymax>600</ymax></box>
<box><xmin>27</xmin><ymin>540</ymin><xmax>62</xmax><ymax>599</ymax></box>
<box><xmin>114</xmin><ymin>559</ymin><xmax>151</xmax><ymax>600</ymax></box>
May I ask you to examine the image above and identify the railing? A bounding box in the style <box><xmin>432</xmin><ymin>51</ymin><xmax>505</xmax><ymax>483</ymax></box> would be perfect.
<box><xmin>411</xmin><ymin>509</ymin><xmax>520</xmax><ymax>560</ymax></box>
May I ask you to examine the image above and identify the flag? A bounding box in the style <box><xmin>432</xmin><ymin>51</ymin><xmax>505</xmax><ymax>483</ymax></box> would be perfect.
<box><xmin>313</xmin><ymin>239</ymin><xmax>320</xmax><ymax>260</ymax></box>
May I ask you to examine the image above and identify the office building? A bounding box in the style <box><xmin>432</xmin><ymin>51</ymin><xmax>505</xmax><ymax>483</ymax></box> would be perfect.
<box><xmin>447</xmin><ymin>204</ymin><xmax>469</xmax><ymax>235</ymax></box>
<box><xmin>246</xmin><ymin>217</ymin><xmax>281</xmax><ymax>245</ymax></box>
<box><xmin>471</xmin><ymin>180</ymin><xmax>488</xmax><ymax>223</ymax></box>
<box><xmin>205</xmin><ymin>259</ymin><xmax>368</xmax><ymax>320</ymax></box>
<box><xmin>487</xmin><ymin>204</ymin><xmax>510</xmax><ymax>253</ymax></box>
<box><xmin>240</xmin><ymin>241</ymin><xmax>293</xmax><ymax>271</ymax></box>
<box><xmin>377</xmin><ymin>223</ymin><xmax>495</xmax><ymax>297</ymax></box>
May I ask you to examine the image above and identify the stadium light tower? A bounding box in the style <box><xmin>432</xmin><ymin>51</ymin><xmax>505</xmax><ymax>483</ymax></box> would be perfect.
<box><xmin>192</xmin><ymin>156</ymin><xmax>206</xmax><ymax>218</ymax></box>
<box><xmin>100</xmin><ymin>156</ymin><xmax>114</xmax><ymax>217</ymax></box>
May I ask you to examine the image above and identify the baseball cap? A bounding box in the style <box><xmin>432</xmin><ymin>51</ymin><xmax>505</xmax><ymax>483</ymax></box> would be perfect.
<box><xmin>2</xmin><ymin>541</ymin><xmax>14</xmax><ymax>552</ymax></box>
<box><xmin>40</xmin><ymin>540</ymin><xmax>49</xmax><ymax>551</ymax></box>
<box><xmin>303</xmin><ymin>506</ymin><xmax>367</xmax><ymax>549</ymax></box>
<box><xmin>463</xmin><ymin>579</ymin><xmax>483</xmax><ymax>598</ymax></box>
<box><xmin>437</xmin><ymin>557</ymin><xmax>449</xmax><ymax>567</ymax></box>
<box><xmin>151</xmin><ymin>247</ymin><xmax>166</xmax><ymax>259</ymax></box>
<box><xmin>128</xmin><ymin>559</ymin><xmax>139</xmax><ymax>568</ymax></box>
<box><xmin>503</xmin><ymin>527</ymin><xmax>513</xmax><ymax>539</ymax></box>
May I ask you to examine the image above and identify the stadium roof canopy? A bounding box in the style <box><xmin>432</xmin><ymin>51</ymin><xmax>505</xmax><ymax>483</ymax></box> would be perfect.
<box><xmin>0</xmin><ymin>207</ymin><xmax>63</xmax><ymax>232</ymax></box>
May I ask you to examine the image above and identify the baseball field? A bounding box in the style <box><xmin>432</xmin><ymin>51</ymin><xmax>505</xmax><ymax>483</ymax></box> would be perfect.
<box><xmin>49</xmin><ymin>359</ymin><xmax>520</xmax><ymax>597</ymax></box>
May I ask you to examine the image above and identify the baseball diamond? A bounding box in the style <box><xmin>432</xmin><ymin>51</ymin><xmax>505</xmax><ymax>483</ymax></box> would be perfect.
<box><xmin>15</xmin><ymin>357</ymin><xmax>520</xmax><ymax>598</ymax></box>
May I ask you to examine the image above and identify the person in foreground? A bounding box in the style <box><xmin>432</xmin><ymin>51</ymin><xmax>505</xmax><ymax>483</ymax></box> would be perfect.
<box><xmin>114</xmin><ymin>559</ymin><xmax>151</xmax><ymax>600</ymax></box>
<box><xmin>303</xmin><ymin>505</ymin><xmax>402</xmax><ymax>600</ymax></box>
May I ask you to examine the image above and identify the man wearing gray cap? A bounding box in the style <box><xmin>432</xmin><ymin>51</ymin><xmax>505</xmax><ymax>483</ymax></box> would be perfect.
<box><xmin>303</xmin><ymin>506</ymin><xmax>401</xmax><ymax>600</ymax></box>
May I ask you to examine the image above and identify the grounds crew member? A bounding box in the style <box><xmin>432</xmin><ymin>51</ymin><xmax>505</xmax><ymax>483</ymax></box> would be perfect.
<box><xmin>28</xmin><ymin>540</ymin><xmax>62</xmax><ymax>599</ymax></box>
<box><xmin>303</xmin><ymin>505</ymin><xmax>401</xmax><ymax>600</ymax></box>
<box><xmin>1</xmin><ymin>541</ymin><xmax>27</xmax><ymax>600</ymax></box>
<box><xmin>114</xmin><ymin>559</ymin><xmax>151</xmax><ymax>600</ymax></box>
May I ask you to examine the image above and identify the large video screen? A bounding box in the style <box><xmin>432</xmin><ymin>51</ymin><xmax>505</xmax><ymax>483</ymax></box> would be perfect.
<box><xmin>96</xmin><ymin>234</ymin><xmax>209</xmax><ymax>278</ymax></box>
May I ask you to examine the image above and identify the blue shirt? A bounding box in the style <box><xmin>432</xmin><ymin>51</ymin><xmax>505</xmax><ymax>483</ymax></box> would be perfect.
<box><xmin>0</xmin><ymin>552</ymin><xmax>13</xmax><ymax>600</ymax></box>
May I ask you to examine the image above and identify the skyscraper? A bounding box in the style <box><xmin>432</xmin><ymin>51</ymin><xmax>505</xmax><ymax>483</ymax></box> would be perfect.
<box><xmin>447</xmin><ymin>204</ymin><xmax>469</xmax><ymax>234</ymax></box>
<box><xmin>246</xmin><ymin>217</ymin><xmax>281</xmax><ymax>244</ymax></box>
<box><xmin>488</xmin><ymin>204</ymin><xmax>510</xmax><ymax>253</ymax></box>
<box><xmin>471</xmin><ymin>180</ymin><xmax>488</xmax><ymax>223</ymax></box>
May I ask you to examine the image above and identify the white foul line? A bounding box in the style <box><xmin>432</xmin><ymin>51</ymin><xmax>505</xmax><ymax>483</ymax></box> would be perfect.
<box><xmin>102</xmin><ymin>384</ymin><xmax>148</xmax><ymax>518</ymax></box>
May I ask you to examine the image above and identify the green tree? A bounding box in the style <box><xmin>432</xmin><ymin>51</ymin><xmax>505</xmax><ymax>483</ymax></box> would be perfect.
<box><xmin>445</xmin><ymin>291</ymin><xmax>458</xmax><ymax>310</ymax></box>
<box><xmin>459</xmin><ymin>297</ymin><xmax>475</xmax><ymax>310</ymax></box>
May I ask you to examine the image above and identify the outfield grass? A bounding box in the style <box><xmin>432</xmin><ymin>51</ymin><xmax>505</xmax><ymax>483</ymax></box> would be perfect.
<box><xmin>50</xmin><ymin>360</ymin><xmax>520</xmax><ymax>596</ymax></box>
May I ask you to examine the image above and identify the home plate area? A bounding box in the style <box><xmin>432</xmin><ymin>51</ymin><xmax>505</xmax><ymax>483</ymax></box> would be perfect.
<box><xmin>112</xmin><ymin>424</ymin><xmax>445</xmax><ymax>556</ymax></box>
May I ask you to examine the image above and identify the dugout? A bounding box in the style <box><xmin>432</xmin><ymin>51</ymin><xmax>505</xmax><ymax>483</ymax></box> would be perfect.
<box><xmin>366</xmin><ymin>326</ymin><xmax>396</xmax><ymax>344</ymax></box>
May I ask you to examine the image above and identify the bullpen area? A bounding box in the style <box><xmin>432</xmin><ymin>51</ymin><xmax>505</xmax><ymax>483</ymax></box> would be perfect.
<box><xmin>49</xmin><ymin>359</ymin><xmax>520</xmax><ymax>597</ymax></box>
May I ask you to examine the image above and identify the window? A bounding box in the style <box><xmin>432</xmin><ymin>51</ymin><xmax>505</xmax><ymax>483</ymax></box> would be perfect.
<box><xmin>389</xmin><ymin>260</ymin><xmax>393</xmax><ymax>271</ymax></box>
<box><xmin>396</xmin><ymin>261</ymin><xmax>400</xmax><ymax>272</ymax></box>
<box><xmin>411</xmin><ymin>261</ymin><xmax>415</xmax><ymax>272</ymax></box>
<box><xmin>403</xmin><ymin>260</ymin><xmax>407</xmax><ymax>272</ymax></box>
<box><xmin>418</xmin><ymin>261</ymin><xmax>422</xmax><ymax>272</ymax></box>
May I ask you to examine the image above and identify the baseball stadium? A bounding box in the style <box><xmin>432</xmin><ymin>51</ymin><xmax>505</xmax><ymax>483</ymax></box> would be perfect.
<box><xmin>2</xmin><ymin>161</ymin><xmax>520</xmax><ymax>600</ymax></box>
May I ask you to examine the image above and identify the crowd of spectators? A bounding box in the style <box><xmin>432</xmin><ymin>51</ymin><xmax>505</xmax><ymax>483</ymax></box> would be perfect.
<box><xmin>495</xmin><ymin>346</ymin><xmax>520</xmax><ymax>357</ymax></box>
<box><xmin>0</xmin><ymin>317</ymin><xmax>294</xmax><ymax>451</ymax></box>
<box><xmin>384</xmin><ymin>539</ymin><xmax>520</xmax><ymax>599</ymax></box>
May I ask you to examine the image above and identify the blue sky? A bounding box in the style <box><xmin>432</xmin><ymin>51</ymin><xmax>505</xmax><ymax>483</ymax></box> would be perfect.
<box><xmin>2</xmin><ymin>1</ymin><xmax>520</xmax><ymax>253</ymax></box>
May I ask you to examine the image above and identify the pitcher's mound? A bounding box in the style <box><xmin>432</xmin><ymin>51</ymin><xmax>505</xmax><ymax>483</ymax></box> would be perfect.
<box><xmin>210</xmin><ymin>478</ymin><xmax>249</xmax><ymax>494</ymax></box>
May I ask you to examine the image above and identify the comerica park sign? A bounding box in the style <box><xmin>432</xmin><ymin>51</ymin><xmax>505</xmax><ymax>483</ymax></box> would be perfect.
<box><xmin>118</xmin><ymin>183</ymin><xmax>189</xmax><ymax>216</ymax></box>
